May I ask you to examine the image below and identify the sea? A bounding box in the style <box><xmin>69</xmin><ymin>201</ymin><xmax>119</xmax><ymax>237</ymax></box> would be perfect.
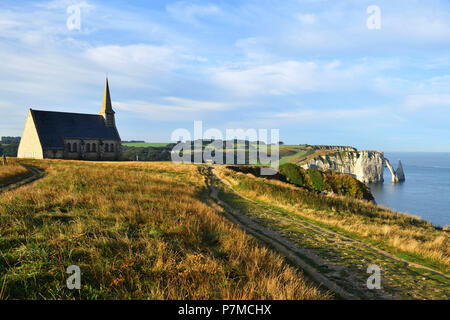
<box><xmin>368</xmin><ymin>152</ymin><xmax>450</xmax><ymax>227</ymax></box>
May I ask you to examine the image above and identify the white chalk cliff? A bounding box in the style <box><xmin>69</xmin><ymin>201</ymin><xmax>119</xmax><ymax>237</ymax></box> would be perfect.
<box><xmin>301</xmin><ymin>149</ymin><xmax>405</xmax><ymax>184</ymax></box>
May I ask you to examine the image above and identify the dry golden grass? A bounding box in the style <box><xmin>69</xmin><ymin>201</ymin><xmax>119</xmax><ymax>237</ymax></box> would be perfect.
<box><xmin>0</xmin><ymin>159</ymin><xmax>329</xmax><ymax>300</ymax></box>
<box><xmin>0</xmin><ymin>158</ymin><xmax>31</xmax><ymax>187</ymax></box>
<box><xmin>215</xmin><ymin>166</ymin><xmax>450</xmax><ymax>273</ymax></box>
<box><xmin>292</xmin><ymin>149</ymin><xmax>335</xmax><ymax>165</ymax></box>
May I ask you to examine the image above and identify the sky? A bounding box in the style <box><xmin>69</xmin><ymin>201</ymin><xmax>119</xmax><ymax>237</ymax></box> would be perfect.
<box><xmin>0</xmin><ymin>0</ymin><xmax>450</xmax><ymax>152</ymax></box>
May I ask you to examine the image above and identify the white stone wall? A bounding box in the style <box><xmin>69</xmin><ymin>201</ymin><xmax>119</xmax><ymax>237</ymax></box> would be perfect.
<box><xmin>17</xmin><ymin>110</ymin><xmax>44</xmax><ymax>159</ymax></box>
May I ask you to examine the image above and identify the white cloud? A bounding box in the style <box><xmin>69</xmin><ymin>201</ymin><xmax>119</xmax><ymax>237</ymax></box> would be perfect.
<box><xmin>235</xmin><ymin>37</ymin><xmax>273</xmax><ymax>60</ymax></box>
<box><xmin>40</xmin><ymin>0</ymin><xmax>94</xmax><ymax>10</ymax></box>
<box><xmin>213</xmin><ymin>61</ymin><xmax>317</xmax><ymax>96</ymax></box>
<box><xmin>212</xmin><ymin>60</ymin><xmax>368</xmax><ymax>96</ymax></box>
<box><xmin>0</xmin><ymin>17</ymin><xmax>20</xmax><ymax>28</ymax></box>
<box><xmin>424</xmin><ymin>75</ymin><xmax>450</xmax><ymax>91</ymax></box>
<box><xmin>404</xmin><ymin>94</ymin><xmax>450</xmax><ymax>111</ymax></box>
<box><xmin>373</xmin><ymin>77</ymin><xmax>411</xmax><ymax>95</ymax></box>
<box><xmin>166</xmin><ymin>2</ymin><xmax>222</xmax><ymax>25</ymax></box>
<box><xmin>384</xmin><ymin>11</ymin><xmax>450</xmax><ymax>43</ymax></box>
<box><xmin>0</xmin><ymin>45</ymin><xmax>98</xmax><ymax>95</ymax></box>
<box><xmin>180</xmin><ymin>54</ymin><xmax>208</xmax><ymax>62</ymax></box>
<box><xmin>295</xmin><ymin>13</ymin><xmax>316</xmax><ymax>25</ymax></box>
<box><xmin>84</xmin><ymin>44</ymin><xmax>176</xmax><ymax>74</ymax></box>
<box><xmin>272</xmin><ymin>107</ymin><xmax>384</xmax><ymax>122</ymax></box>
<box><xmin>114</xmin><ymin>97</ymin><xmax>235</xmax><ymax>121</ymax></box>
<box><xmin>234</xmin><ymin>1</ymin><xmax>450</xmax><ymax>56</ymax></box>
<box><xmin>0</xmin><ymin>1</ymin><xmax>97</xmax><ymax>47</ymax></box>
<box><xmin>163</xmin><ymin>97</ymin><xmax>233</xmax><ymax>111</ymax></box>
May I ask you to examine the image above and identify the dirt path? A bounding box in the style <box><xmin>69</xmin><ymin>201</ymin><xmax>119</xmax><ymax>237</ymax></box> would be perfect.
<box><xmin>0</xmin><ymin>165</ymin><xmax>46</xmax><ymax>194</ymax></box>
<box><xmin>199</xmin><ymin>166</ymin><xmax>450</xmax><ymax>300</ymax></box>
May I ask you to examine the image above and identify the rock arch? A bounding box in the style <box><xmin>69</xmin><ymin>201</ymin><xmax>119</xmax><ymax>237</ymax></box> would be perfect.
<box><xmin>384</xmin><ymin>158</ymin><xmax>405</xmax><ymax>183</ymax></box>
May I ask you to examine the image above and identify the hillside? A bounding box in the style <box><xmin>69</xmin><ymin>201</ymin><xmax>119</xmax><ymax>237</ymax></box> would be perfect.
<box><xmin>1</xmin><ymin>159</ymin><xmax>448</xmax><ymax>300</ymax></box>
<box><xmin>278</xmin><ymin>145</ymin><xmax>337</xmax><ymax>165</ymax></box>
<box><xmin>0</xmin><ymin>160</ymin><xmax>328</xmax><ymax>299</ymax></box>
<box><xmin>121</xmin><ymin>144</ymin><xmax>175</xmax><ymax>161</ymax></box>
<box><xmin>227</xmin><ymin>163</ymin><xmax>374</xmax><ymax>201</ymax></box>
<box><xmin>212</xmin><ymin>166</ymin><xmax>449</xmax><ymax>299</ymax></box>
<box><xmin>2</xmin><ymin>141</ymin><xmax>344</xmax><ymax>164</ymax></box>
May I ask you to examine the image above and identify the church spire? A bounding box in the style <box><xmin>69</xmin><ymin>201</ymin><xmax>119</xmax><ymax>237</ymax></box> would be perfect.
<box><xmin>99</xmin><ymin>77</ymin><xmax>116</xmax><ymax>128</ymax></box>
<box><xmin>100</xmin><ymin>77</ymin><xmax>114</xmax><ymax>114</ymax></box>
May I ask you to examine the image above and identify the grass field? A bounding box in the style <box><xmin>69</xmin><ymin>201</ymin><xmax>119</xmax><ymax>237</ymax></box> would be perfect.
<box><xmin>277</xmin><ymin>146</ymin><xmax>333</xmax><ymax>166</ymax></box>
<box><xmin>122</xmin><ymin>142</ymin><xmax>170</xmax><ymax>148</ymax></box>
<box><xmin>211</xmin><ymin>167</ymin><xmax>449</xmax><ymax>299</ymax></box>
<box><xmin>0</xmin><ymin>160</ymin><xmax>329</xmax><ymax>300</ymax></box>
<box><xmin>0</xmin><ymin>158</ymin><xmax>32</xmax><ymax>188</ymax></box>
<box><xmin>279</xmin><ymin>150</ymin><xmax>311</xmax><ymax>165</ymax></box>
<box><xmin>215</xmin><ymin>166</ymin><xmax>450</xmax><ymax>274</ymax></box>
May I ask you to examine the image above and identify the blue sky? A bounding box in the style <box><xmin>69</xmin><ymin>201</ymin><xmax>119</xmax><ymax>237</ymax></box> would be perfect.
<box><xmin>1</xmin><ymin>0</ymin><xmax>450</xmax><ymax>151</ymax></box>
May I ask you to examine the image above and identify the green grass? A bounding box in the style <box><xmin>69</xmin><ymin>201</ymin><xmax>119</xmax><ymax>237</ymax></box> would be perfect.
<box><xmin>215</xmin><ymin>167</ymin><xmax>449</xmax><ymax>274</ymax></box>
<box><xmin>122</xmin><ymin>142</ymin><xmax>170</xmax><ymax>148</ymax></box>
<box><xmin>214</xmin><ymin>169</ymin><xmax>450</xmax><ymax>299</ymax></box>
<box><xmin>279</xmin><ymin>151</ymin><xmax>310</xmax><ymax>165</ymax></box>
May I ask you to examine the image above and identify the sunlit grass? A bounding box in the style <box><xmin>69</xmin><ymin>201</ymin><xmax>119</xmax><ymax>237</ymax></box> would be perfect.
<box><xmin>215</xmin><ymin>166</ymin><xmax>450</xmax><ymax>274</ymax></box>
<box><xmin>0</xmin><ymin>159</ymin><xmax>329</xmax><ymax>300</ymax></box>
<box><xmin>0</xmin><ymin>158</ymin><xmax>31</xmax><ymax>187</ymax></box>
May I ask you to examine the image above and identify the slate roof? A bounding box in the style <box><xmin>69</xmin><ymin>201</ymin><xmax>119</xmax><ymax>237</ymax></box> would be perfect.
<box><xmin>31</xmin><ymin>109</ymin><xmax>120</xmax><ymax>149</ymax></box>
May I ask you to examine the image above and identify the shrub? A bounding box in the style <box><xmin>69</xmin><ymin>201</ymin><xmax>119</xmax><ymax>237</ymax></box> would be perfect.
<box><xmin>229</xmin><ymin>164</ymin><xmax>374</xmax><ymax>201</ymax></box>
<box><xmin>279</xmin><ymin>163</ymin><xmax>306</xmax><ymax>187</ymax></box>
<box><xmin>307</xmin><ymin>169</ymin><xmax>324</xmax><ymax>191</ymax></box>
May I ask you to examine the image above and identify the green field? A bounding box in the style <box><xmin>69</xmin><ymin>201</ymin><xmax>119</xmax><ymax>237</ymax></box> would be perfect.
<box><xmin>122</xmin><ymin>142</ymin><xmax>170</xmax><ymax>148</ymax></box>
<box><xmin>213</xmin><ymin>166</ymin><xmax>450</xmax><ymax>299</ymax></box>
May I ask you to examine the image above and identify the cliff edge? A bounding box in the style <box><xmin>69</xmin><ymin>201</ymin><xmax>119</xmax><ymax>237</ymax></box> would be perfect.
<box><xmin>300</xmin><ymin>148</ymin><xmax>405</xmax><ymax>184</ymax></box>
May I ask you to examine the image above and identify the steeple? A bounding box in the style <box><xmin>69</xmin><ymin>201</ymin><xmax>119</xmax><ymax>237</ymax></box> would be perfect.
<box><xmin>99</xmin><ymin>77</ymin><xmax>116</xmax><ymax>128</ymax></box>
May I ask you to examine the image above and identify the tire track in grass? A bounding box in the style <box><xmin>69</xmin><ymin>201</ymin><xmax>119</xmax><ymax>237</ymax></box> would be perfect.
<box><xmin>0</xmin><ymin>165</ymin><xmax>46</xmax><ymax>194</ymax></box>
<box><xmin>202</xmin><ymin>166</ymin><xmax>450</xmax><ymax>300</ymax></box>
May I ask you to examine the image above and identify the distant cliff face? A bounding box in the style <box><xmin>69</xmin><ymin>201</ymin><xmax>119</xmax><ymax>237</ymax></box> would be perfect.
<box><xmin>301</xmin><ymin>151</ymin><xmax>386</xmax><ymax>183</ymax></box>
<box><xmin>301</xmin><ymin>149</ymin><xmax>406</xmax><ymax>183</ymax></box>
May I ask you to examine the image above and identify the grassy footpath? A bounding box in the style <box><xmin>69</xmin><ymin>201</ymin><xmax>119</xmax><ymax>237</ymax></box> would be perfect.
<box><xmin>215</xmin><ymin>166</ymin><xmax>449</xmax><ymax>272</ymax></box>
<box><xmin>0</xmin><ymin>158</ymin><xmax>32</xmax><ymax>188</ymax></box>
<box><xmin>213</xmin><ymin>166</ymin><xmax>449</xmax><ymax>299</ymax></box>
<box><xmin>0</xmin><ymin>160</ymin><xmax>329</xmax><ymax>300</ymax></box>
